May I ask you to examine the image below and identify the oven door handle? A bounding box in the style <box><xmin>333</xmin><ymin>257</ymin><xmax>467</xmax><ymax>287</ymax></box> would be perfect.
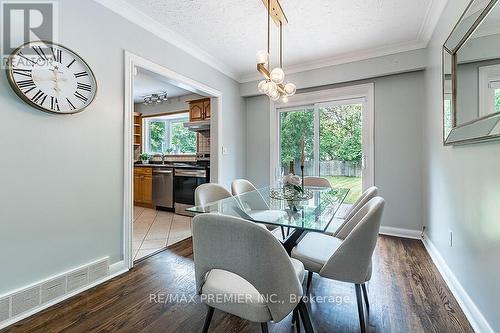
<box><xmin>175</xmin><ymin>170</ymin><xmax>206</xmax><ymax>177</ymax></box>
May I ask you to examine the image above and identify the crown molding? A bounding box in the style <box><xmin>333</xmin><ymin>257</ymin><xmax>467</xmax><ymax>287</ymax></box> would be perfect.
<box><xmin>239</xmin><ymin>40</ymin><xmax>428</xmax><ymax>83</ymax></box>
<box><xmin>93</xmin><ymin>0</ymin><xmax>240</xmax><ymax>81</ymax></box>
<box><xmin>418</xmin><ymin>0</ymin><xmax>449</xmax><ymax>43</ymax></box>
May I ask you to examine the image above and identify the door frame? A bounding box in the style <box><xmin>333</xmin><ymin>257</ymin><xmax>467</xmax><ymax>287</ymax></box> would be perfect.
<box><xmin>123</xmin><ymin>51</ymin><xmax>222</xmax><ymax>269</ymax></box>
<box><xmin>270</xmin><ymin>83</ymin><xmax>375</xmax><ymax>189</ymax></box>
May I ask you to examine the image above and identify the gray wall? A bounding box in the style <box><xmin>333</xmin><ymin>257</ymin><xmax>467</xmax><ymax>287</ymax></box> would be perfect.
<box><xmin>0</xmin><ymin>0</ymin><xmax>246</xmax><ymax>295</ymax></box>
<box><xmin>246</xmin><ymin>71</ymin><xmax>425</xmax><ymax>232</ymax></box>
<box><xmin>423</xmin><ymin>0</ymin><xmax>500</xmax><ymax>331</ymax></box>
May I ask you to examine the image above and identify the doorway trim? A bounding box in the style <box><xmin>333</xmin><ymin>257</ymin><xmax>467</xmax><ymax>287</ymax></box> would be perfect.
<box><xmin>123</xmin><ymin>51</ymin><xmax>222</xmax><ymax>268</ymax></box>
<box><xmin>270</xmin><ymin>83</ymin><xmax>375</xmax><ymax>189</ymax></box>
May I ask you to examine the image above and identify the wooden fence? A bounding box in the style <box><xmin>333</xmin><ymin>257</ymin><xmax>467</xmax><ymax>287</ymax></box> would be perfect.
<box><xmin>284</xmin><ymin>160</ymin><xmax>361</xmax><ymax>177</ymax></box>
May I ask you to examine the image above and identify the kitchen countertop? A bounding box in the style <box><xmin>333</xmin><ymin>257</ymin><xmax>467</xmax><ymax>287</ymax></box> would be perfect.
<box><xmin>134</xmin><ymin>162</ymin><xmax>208</xmax><ymax>170</ymax></box>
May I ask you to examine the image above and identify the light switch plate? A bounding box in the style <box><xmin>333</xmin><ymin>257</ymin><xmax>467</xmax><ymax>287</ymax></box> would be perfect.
<box><xmin>222</xmin><ymin>146</ymin><xmax>229</xmax><ymax>155</ymax></box>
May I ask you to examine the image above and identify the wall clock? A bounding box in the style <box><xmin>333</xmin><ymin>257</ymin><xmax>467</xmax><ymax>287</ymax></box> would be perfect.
<box><xmin>6</xmin><ymin>40</ymin><xmax>97</xmax><ymax>114</ymax></box>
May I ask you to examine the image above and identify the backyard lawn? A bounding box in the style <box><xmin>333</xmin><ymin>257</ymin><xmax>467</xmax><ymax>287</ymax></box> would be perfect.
<box><xmin>326</xmin><ymin>176</ymin><xmax>361</xmax><ymax>204</ymax></box>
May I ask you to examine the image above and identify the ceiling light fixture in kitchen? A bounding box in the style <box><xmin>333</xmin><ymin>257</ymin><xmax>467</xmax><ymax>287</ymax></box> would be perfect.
<box><xmin>256</xmin><ymin>0</ymin><xmax>296</xmax><ymax>102</ymax></box>
<box><xmin>143</xmin><ymin>92</ymin><xmax>168</xmax><ymax>105</ymax></box>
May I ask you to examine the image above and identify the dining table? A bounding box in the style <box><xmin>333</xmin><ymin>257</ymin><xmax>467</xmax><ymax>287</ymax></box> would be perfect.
<box><xmin>186</xmin><ymin>185</ymin><xmax>350</xmax><ymax>253</ymax></box>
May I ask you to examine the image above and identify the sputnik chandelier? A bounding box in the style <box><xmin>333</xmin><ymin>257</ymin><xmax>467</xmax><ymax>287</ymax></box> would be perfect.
<box><xmin>256</xmin><ymin>0</ymin><xmax>296</xmax><ymax>102</ymax></box>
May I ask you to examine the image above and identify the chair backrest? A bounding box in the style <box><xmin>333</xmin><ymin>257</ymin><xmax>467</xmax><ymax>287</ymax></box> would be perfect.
<box><xmin>303</xmin><ymin>176</ymin><xmax>332</xmax><ymax>188</ymax></box>
<box><xmin>231</xmin><ymin>179</ymin><xmax>269</xmax><ymax>211</ymax></box>
<box><xmin>231</xmin><ymin>179</ymin><xmax>257</xmax><ymax>196</ymax></box>
<box><xmin>194</xmin><ymin>183</ymin><xmax>232</xmax><ymax>207</ymax></box>
<box><xmin>319</xmin><ymin>197</ymin><xmax>385</xmax><ymax>284</ymax></box>
<box><xmin>334</xmin><ymin>186</ymin><xmax>378</xmax><ymax>239</ymax></box>
<box><xmin>192</xmin><ymin>213</ymin><xmax>303</xmax><ymax>322</ymax></box>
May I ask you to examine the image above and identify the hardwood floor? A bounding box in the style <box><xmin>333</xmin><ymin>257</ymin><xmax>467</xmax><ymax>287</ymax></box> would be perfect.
<box><xmin>2</xmin><ymin>236</ymin><xmax>473</xmax><ymax>333</ymax></box>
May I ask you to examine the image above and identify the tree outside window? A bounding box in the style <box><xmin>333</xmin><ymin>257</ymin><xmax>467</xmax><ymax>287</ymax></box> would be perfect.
<box><xmin>145</xmin><ymin>113</ymin><xmax>196</xmax><ymax>154</ymax></box>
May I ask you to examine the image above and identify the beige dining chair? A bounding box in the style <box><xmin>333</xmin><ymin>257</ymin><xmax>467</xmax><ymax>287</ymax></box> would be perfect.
<box><xmin>231</xmin><ymin>178</ymin><xmax>258</xmax><ymax>196</ymax></box>
<box><xmin>325</xmin><ymin>186</ymin><xmax>378</xmax><ymax>237</ymax></box>
<box><xmin>231</xmin><ymin>179</ymin><xmax>286</xmax><ymax>235</ymax></box>
<box><xmin>193</xmin><ymin>213</ymin><xmax>315</xmax><ymax>333</ymax></box>
<box><xmin>291</xmin><ymin>197</ymin><xmax>385</xmax><ymax>333</ymax></box>
<box><xmin>303</xmin><ymin>176</ymin><xmax>332</xmax><ymax>188</ymax></box>
<box><xmin>195</xmin><ymin>183</ymin><xmax>232</xmax><ymax>207</ymax></box>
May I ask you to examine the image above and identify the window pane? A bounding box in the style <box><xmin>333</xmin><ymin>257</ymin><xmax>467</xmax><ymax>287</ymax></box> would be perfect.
<box><xmin>279</xmin><ymin>109</ymin><xmax>314</xmax><ymax>177</ymax></box>
<box><xmin>319</xmin><ymin>104</ymin><xmax>362</xmax><ymax>204</ymax></box>
<box><xmin>149</xmin><ymin>121</ymin><xmax>166</xmax><ymax>153</ymax></box>
<box><xmin>171</xmin><ymin>122</ymin><xmax>196</xmax><ymax>153</ymax></box>
<box><xmin>495</xmin><ymin>89</ymin><xmax>500</xmax><ymax>112</ymax></box>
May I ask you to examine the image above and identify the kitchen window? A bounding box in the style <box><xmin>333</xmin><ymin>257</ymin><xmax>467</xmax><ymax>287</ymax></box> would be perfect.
<box><xmin>143</xmin><ymin>113</ymin><xmax>196</xmax><ymax>154</ymax></box>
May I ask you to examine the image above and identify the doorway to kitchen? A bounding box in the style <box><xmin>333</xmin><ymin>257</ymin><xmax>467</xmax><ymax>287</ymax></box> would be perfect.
<box><xmin>124</xmin><ymin>52</ymin><xmax>222</xmax><ymax>268</ymax></box>
<box><xmin>271</xmin><ymin>84</ymin><xmax>374</xmax><ymax>210</ymax></box>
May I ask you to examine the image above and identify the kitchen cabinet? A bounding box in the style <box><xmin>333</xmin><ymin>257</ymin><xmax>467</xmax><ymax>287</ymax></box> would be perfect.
<box><xmin>188</xmin><ymin>98</ymin><xmax>210</xmax><ymax>121</ymax></box>
<box><xmin>134</xmin><ymin>167</ymin><xmax>153</xmax><ymax>207</ymax></box>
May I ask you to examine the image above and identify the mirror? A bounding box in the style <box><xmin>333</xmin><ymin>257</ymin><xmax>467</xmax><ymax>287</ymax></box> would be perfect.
<box><xmin>443</xmin><ymin>0</ymin><xmax>500</xmax><ymax>144</ymax></box>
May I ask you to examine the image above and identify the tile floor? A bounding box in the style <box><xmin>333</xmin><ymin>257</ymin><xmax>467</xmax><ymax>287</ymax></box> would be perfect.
<box><xmin>133</xmin><ymin>206</ymin><xmax>192</xmax><ymax>261</ymax></box>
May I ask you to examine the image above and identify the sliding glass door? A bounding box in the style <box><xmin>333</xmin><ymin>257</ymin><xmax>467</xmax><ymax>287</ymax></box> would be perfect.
<box><xmin>277</xmin><ymin>98</ymin><xmax>369</xmax><ymax>204</ymax></box>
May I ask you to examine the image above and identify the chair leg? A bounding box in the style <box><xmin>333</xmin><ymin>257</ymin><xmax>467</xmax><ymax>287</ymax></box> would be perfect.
<box><xmin>305</xmin><ymin>271</ymin><xmax>313</xmax><ymax>295</ymax></box>
<box><xmin>293</xmin><ymin>308</ymin><xmax>301</xmax><ymax>333</ymax></box>
<box><xmin>361</xmin><ymin>283</ymin><xmax>370</xmax><ymax>314</ymax></box>
<box><xmin>355</xmin><ymin>284</ymin><xmax>366</xmax><ymax>333</ymax></box>
<box><xmin>260</xmin><ymin>322</ymin><xmax>269</xmax><ymax>333</ymax></box>
<box><xmin>202</xmin><ymin>306</ymin><xmax>215</xmax><ymax>333</ymax></box>
<box><xmin>298</xmin><ymin>300</ymin><xmax>315</xmax><ymax>333</ymax></box>
<box><xmin>281</xmin><ymin>226</ymin><xmax>286</xmax><ymax>240</ymax></box>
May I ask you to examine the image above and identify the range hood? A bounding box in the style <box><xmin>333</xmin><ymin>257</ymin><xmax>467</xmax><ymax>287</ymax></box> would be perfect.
<box><xmin>184</xmin><ymin>120</ymin><xmax>210</xmax><ymax>132</ymax></box>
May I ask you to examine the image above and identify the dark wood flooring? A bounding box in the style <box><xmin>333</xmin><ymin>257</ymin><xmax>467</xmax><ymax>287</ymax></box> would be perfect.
<box><xmin>2</xmin><ymin>236</ymin><xmax>474</xmax><ymax>333</ymax></box>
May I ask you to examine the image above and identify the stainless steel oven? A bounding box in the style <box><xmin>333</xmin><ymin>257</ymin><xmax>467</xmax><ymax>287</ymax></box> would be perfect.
<box><xmin>173</xmin><ymin>169</ymin><xmax>207</xmax><ymax>216</ymax></box>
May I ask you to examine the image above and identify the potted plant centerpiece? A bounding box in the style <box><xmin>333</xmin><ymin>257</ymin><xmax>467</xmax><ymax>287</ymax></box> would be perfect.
<box><xmin>282</xmin><ymin>173</ymin><xmax>304</xmax><ymax>211</ymax></box>
<box><xmin>140</xmin><ymin>153</ymin><xmax>150</xmax><ymax>164</ymax></box>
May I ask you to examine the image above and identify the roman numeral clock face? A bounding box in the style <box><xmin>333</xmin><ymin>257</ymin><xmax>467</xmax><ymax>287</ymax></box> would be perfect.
<box><xmin>7</xmin><ymin>41</ymin><xmax>97</xmax><ymax>114</ymax></box>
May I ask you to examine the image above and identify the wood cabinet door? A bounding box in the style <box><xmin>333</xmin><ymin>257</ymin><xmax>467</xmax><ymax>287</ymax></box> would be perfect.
<box><xmin>203</xmin><ymin>100</ymin><xmax>211</xmax><ymax>119</ymax></box>
<box><xmin>190</xmin><ymin>102</ymin><xmax>204</xmax><ymax>121</ymax></box>
<box><xmin>142</xmin><ymin>175</ymin><xmax>153</xmax><ymax>205</ymax></box>
<box><xmin>134</xmin><ymin>174</ymin><xmax>143</xmax><ymax>203</ymax></box>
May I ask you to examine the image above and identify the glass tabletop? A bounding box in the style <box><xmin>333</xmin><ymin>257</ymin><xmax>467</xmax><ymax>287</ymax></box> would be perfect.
<box><xmin>187</xmin><ymin>186</ymin><xmax>349</xmax><ymax>233</ymax></box>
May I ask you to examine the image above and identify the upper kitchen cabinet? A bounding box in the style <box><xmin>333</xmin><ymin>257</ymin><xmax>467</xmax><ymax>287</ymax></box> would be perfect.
<box><xmin>188</xmin><ymin>98</ymin><xmax>210</xmax><ymax>122</ymax></box>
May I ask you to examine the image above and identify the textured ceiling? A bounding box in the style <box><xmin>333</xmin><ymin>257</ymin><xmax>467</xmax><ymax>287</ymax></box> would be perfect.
<box><xmin>121</xmin><ymin>0</ymin><xmax>443</xmax><ymax>81</ymax></box>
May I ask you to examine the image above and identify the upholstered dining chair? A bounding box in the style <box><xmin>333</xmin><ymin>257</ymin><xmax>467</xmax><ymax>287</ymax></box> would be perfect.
<box><xmin>303</xmin><ymin>176</ymin><xmax>332</xmax><ymax>188</ymax></box>
<box><xmin>325</xmin><ymin>186</ymin><xmax>379</xmax><ymax>236</ymax></box>
<box><xmin>193</xmin><ymin>213</ymin><xmax>315</xmax><ymax>333</ymax></box>
<box><xmin>231</xmin><ymin>178</ymin><xmax>258</xmax><ymax>196</ymax></box>
<box><xmin>195</xmin><ymin>183</ymin><xmax>232</xmax><ymax>207</ymax></box>
<box><xmin>231</xmin><ymin>179</ymin><xmax>285</xmax><ymax>235</ymax></box>
<box><xmin>291</xmin><ymin>197</ymin><xmax>385</xmax><ymax>333</ymax></box>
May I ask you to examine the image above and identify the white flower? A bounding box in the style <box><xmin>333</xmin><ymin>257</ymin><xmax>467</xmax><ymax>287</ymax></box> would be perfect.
<box><xmin>283</xmin><ymin>174</ymin><xmax>301</xmax><ymax>186</ymax></box>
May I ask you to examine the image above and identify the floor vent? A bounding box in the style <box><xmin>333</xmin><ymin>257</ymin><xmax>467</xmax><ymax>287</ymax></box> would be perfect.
<box><xmin>11</xmin><ymin>287</ymin><xmax>40</xmax><ymax>317</ymax></box>
<box><xmin>67</xmin><ymin>268</ymin><xmax>89</xmax><ymax>292</ymax></box>
<box><xmin>41</xmin><ymin>277</ymin><xmax>66</xmax><ymax>304</ymax></box>
<box><xmin>0</xmin><ymin>298</ymin><xmax>9</xmax><ymax>322</ymax></box>
<box><xmin>0</xmin><ymin>257</ymin><xmax>109</xmax><ymax>327</ymax></box>
<box><xmin>89</xmin><ymin>259</ymin><xmax>109</xmax><ymax>283</ymax></box>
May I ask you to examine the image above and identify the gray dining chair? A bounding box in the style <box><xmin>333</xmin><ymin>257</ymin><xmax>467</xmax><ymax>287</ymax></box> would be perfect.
<box><xmin>325</xmin><ymin>186</ymin><xmax>378</xmax><ymax>236</ymax></box>
<box><xmin>193</xmin><ymin>213</ymin><xmax>315</xmax><ymax>333</ymax></box>
<box><xmin>291</xmin><ymin>197</ymin><xmax>385</xmax><ymax>333</ymax></box>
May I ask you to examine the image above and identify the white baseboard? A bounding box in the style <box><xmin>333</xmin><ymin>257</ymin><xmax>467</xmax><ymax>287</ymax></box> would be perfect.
<box><xmin>0</xmin><ymin>261</ymin><xmax>128</xmax><ymax>330</ymax></box>
<box><xmin>422</xmin><ymin>234</ymin><xmax>493</xmax><ymax>333</ymax></box>
<box><xmin>379</xmin><ymin>226</ymin><xmax>422</xmax><ymax>239</ymax></box>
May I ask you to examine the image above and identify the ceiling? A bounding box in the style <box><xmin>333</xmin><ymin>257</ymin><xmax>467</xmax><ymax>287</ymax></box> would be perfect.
<box><xmin>103</xmin><ymin>0</ymin><xmax>447</xmax><ymax>82</ymax></box>
<box><xmin>134</xmin><ymin>68</ymin><xmax>193</xmax><ymax>103</ymax></box>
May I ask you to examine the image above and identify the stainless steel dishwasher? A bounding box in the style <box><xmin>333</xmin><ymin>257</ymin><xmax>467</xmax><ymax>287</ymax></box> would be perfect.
<box><xmin>152</xmin><ymin>168</ymin><xmax>173</xmax><ymax>209</ymax></box>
